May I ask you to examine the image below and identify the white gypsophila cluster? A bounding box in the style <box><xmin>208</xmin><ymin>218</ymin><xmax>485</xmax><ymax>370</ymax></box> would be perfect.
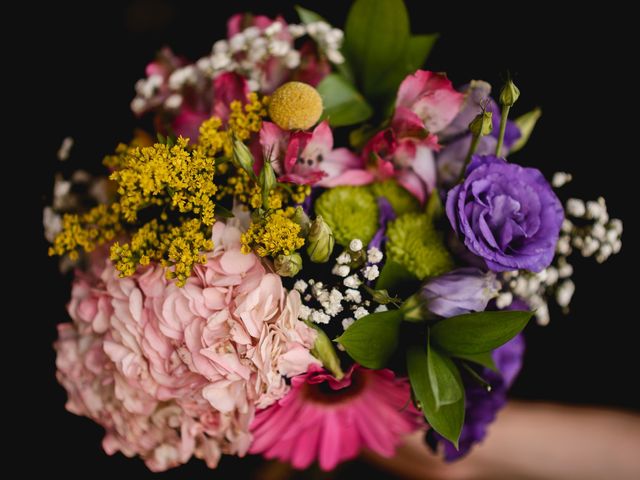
<box><xmin>561</xmin><ymin>197</ymin><xmax>622</xmax><ymax>263</ymax></box>
<box><xmin>131</xmin><ymin>20</ymin><xmax>345</xmax><ymax>115</ymax></box>
<box><xmin>498</xmin><ymin>173</ymin><xmax>623</xmax><ymax>325</ymax></box>
<box><xmin>297</xmin><ymin>240</ymin><xmax>386</xmax><ymax>330</ymax></box>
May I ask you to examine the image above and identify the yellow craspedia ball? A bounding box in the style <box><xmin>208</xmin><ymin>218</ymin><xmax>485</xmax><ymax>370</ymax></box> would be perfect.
<box><xmin>268</xmin><ymin>81</ymin><xmax>323</xmax><ymax>131</ymax></box>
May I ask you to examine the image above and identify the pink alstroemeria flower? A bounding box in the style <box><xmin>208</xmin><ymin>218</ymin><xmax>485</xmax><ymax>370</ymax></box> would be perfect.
<box><xmin>393</xmin><ymin>70</ymin><xmax>465</xmax><ymax>135</ymax></box>
<box><xmin>362</xmin><ymin>129</ymin><xmax>439</xmax><ymax>204</ymax></box>
<box><xmin>258</xmin><ymin>121</ymin><xmax>372</xmax><ymax>186</ymax></box>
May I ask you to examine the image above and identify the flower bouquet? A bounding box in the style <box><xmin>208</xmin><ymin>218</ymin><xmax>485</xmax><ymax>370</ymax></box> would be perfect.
<box><xmin>45</xmin><ymin>0</ymin><xmax>623</xmax><ymax>473</ymax></box>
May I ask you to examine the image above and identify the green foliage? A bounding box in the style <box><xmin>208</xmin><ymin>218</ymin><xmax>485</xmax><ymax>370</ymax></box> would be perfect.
<box><xmin>317</xmin><ymin>74</ymin><xmax>373</xmax><ymax>127</ymax></box>
<box><xmin>336</xmin><ymin>309</ymin><xmax>403</xmax><ymax>369</ymax></box>
<box><xmin>369</xmin><ymin>180</ymin><xmax>421</xmax><ymax>216</ymax></box>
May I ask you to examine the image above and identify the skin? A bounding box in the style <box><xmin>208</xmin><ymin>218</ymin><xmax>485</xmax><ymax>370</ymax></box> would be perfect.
<box><xmin>366</xmin><ymin>401</ymin><xmax>640</xmax><ymax>480</ymax></box>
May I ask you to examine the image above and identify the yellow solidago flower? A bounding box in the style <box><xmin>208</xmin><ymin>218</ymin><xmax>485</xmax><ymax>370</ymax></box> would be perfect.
<box><xmin>241</xmin><ymin>207</ymin><xmax>305</xmax><ymax>257</ymax></box>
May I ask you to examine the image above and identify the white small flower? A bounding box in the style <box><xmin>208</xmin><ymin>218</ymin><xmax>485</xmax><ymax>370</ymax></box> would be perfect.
<box><xmin>344</xmin><ymin>289</ymin><xmax>362</xmax><ymax>304</ymax></box>
<box><xmin>561</xmin><ymin>219</ymin><xmax>574</xmax><ymax>233</ymax></box>
<box><xmin>293</xmin><ymin>279</ymin><xmax>308</xmax><ymax>293</ymax></box>
<box><xmin>247</xmin><ymin>79</ymin><xmax>260</xmax><ymax>92</ymax></box>
<box><xmin>367</xmin><ymin>247</ymin><xmax>383</xmax><ymax>264</ymax></box>
<box><xmin>586</xmin><ymin>200</ymin><xmax>605</xmax><ymax>221</ymax></box>
<box><xmin>349</xmin><ymin>239</ymin><xmax>363</xmax><ymax>252</ymax></box>
<box><xmin>57</xmin><ymin>137</ymin><xmax>74</xmax><ymax>161</ymax></box>
<box><xmin>557</xmin><ymin>258</ymin><xmax>574</xmax><ymax>278</ymax></box>
<box><xmin>552</xmin><ymin>171</ymin><xmax>572</xmax><ymax>188</ymax></box>
<box><xmin>336</xmin><ymin>252</ymin><xmax>352</xmax><ymax>264</ymax></box>
<box><xmin>545</xmin><ymin>267</ymin><xmax>559</xmax><ymax>286</ymax></box>
<box><xmin>196</xmin><ymin>56</ymin><xmax>212</xmax><ymax>72</ymax></box>
<box><xmin>326</xmin><ymin>49</ymin><xmax>345</xmax><ymax>64</ymax></box>
<box><xmin>311</xmin><ymin>310</ymin><xmax>331</xmax><ymax>324</ymax></box>
<box><xmin>363</xmin><ymin>265</ymin><xmax>380</xmax><ymax>281</ymax></box>
<box><xmin>288</xmin><ymin>24</ymin><xmax>306</xmax><ymax>38</ymax></box>
<box><xmin>268</xmin><ymin>39</ymin><xmax>290</xmax><ymax>56</ymax></box>
<box><xmin>323</xmin><ymin>301</ymin><xmax>343</xmax><ymax>317</ymax></box>
<box><xmin>284</xmin><ymin>50</ymin><xmax>301</xmax><ymax>68</ymax></box>
<box><xmin>354</xmin><ymin>307</ymin><xmax>369</xmax><ymax>319</ymax></box>
<box><xmin>495</xmin><ymin>292</ymin><xmax>513</xmax><ymax>309</ymax></box>
<box><xmin>298</xmin><ymin>304</ymin><xmax>312</xmax><ymax>321</ymax></box>
<box><xmin>265</xmin><ymin>21</ymin><xmax>283</xmax><ymax>36</ymax></box>
<box><xmin>609</xmin><ymin>218</ymin><xmax>623</xmax><ymax>235</ymax></box>
<box><xmin>43</xmin><ymin>207</ymin><xmax>62</xmax><ymax>242</ymax></box>
<box><xmin>131</xmin><ymin>97</ymin><xmax>147</xmax><ymax>115</ymax></box>
<box><xmin>556</xmin><ymin>236</ymin><xmax>571</xmax><ymax>255</ymax></box>
<box><xmin>326</xmin><ymin>28</ymin><xmax>344</xmax><ymax>44</ymax></box>
<box><xmin>374</xmin><ymin>305</ymin><xmax>388</xmax><ymax>313</ymax></box>
<box><xmin>329</xmin><ymin>288</ymin><xmax>344</xmax><ymax>303</ymax></box>
<box><xmin>211</xmin><ymin>52</ymin><xmax>231</xmax><ymax>70</ymax></box>
<box><xmin>556</xmin><ymin>279</ymin><xmax>575</xmax><ymax>308</ymax></box>
<box><xmin>535</xmin><ymin>302</ymin><xmax>550</xmax><ymax>326</ymax></box>
<box><xmin>243</xmin><ymin>26</ymin><xmax>260</xmax><ymax>40</ymax></box>
<box><xmin>591</xmin><ymin>223</ymin><xmax>606</xmax><ymax>241</ymax></box>
<box><xmin>342</xmin><ymin>317</ymin><xmax>355</xmax><ymax>330</ymax></box>
<box><xmin>566</xmin><ymin>198</ymin><xmax>586</xmax><ymax>217</ymax></box>
<box><xmin>612</xmin><ymin>239</ymin><xmax>622</xmax><ymax>254</ymax></box>
<box><xmin>343</xmin><ymin>275</ymin><xmax>361</xmax><ymax>288</ymax></box>
<box><xmin>596</xmin><ymin>243</ymin><xmax>613</xmax><ymax>263</ymax></box>
<box><xmin>164</xmin><ymin>94</ymin><xmax>183</xmax><ymax>110</ymax></box>
<box><xmin>212</xmin><ymin>39</ymin><xmax>228</xmax><ymax>54</ymax></box>
<box><xmin>332</xmin><ymin>264</ymin><xmax>350</xmax><ymax>277</ymax></box>
<box><xmin>229</xmin><ymin>33</ymin><xmax>247</xmax><ymax>52</ymax></box>
<box><xmin>304</xmin><ymin>294</ymin><xmax>312</xmax><ymax>302</ymax></box>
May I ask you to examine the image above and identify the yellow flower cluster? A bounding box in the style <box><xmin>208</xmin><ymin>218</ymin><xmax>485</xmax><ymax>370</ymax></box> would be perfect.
<box><xmin>198</xmin><ymin>93</ymin><xmax>268</xmax><ymax>158</ymax></box>
<box><xmin>241</xmin><ymin>207</ymin><xmax>305</xmax><ymax>257</ymax></box>
<box><xmin>217</xmin><ymin>168</ymin><xmax>310</xmax><ymax>209</ymax></box>
<box><xmin>110</xmin><ymin>218</ymin><xmax>212</xmax><ymax>286</ymax></box>
<box><xmin>110</xmin><ymin>137</ymin><xmax>217</xmax><ymax>226</ymax></box>
<box><xmin>48</xmin><ymin>204</ymin><xmax>122</xmax><ymax>261</ymax></box>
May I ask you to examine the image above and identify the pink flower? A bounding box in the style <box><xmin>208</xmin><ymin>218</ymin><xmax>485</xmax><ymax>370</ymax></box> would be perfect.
<box><xmin>250</xmin><ymin>365</ymin><xmax>422</xmax><ymax>471</ymax></box>
<box><xmin>55</xmin><ymin>222</ymin><xmax>318</xmax><ymax>471</ymax></box>
<box><xmin>362</xmin><ymin>129</ymin><xmax>439</xmax><ymax>204</ymax></box>
<box><xmin>393</xmin><ymin>70</ymin><xmax>464</xmax><ymax>135</ymax></box>
<box><xmin>258</xmin><ymin>121</ymin><xmax>371</xmax><ymax>186</ymax></box>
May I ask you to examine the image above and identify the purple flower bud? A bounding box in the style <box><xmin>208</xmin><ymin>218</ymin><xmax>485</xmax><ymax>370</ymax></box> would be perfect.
<box><xmin>422</xmin><ymin>267</ymin><xmax>499</xmax><ymax>317</ymax></box>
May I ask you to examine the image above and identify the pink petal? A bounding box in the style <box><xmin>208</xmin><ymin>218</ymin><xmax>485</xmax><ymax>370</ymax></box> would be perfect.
<box><xmin>219</xmin><ymin>249</ymin><xmax>256</xmax><ymax>275</ymax></box>
<box><xmin>391</xmin><ymin>106</ymin><xmax>426</xmax><ymax>138</ymax></box>
<box><xmin>212</xmin><ymin>72</ymin><xmax>249</xmax><ymax>122</ymax></box>
<box><xmin>172</xmin><ymin>108</ymin><xmax>208</xmax><ymax>142</ymax></box>
<box><xmin>397</xmin><ymin>170</ymin><xmax>427</xmax><ymax>205</ymax></box>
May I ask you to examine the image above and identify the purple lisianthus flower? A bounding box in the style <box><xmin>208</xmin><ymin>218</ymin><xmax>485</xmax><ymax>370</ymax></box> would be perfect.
<box><xmin>446</xmin><ymin>155</ymin><xmax>564</xmax><ymax>272</ymax></box>
<box><xmin>422</xmin><ymin>267</ymin><xmax>499</xmax><ymax>317</ymax></box>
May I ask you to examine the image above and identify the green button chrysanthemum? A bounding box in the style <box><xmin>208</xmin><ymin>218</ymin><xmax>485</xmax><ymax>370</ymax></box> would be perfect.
<box><xmin>315</xmin><ymin>186</ymin><xmax>378</xmax><ymax>246</ymax></box>
<box><xmin>386</xmin><ymin>213</ymin><xmax>453</xmax><ymax>280</ymax></box>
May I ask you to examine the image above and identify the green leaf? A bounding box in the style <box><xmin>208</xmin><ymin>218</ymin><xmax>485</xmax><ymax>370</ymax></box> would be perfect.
<box><xmin>510</xmin><ymin>107</ymin><xmax>542</xmax><ymax>153</ymax></box>
<box><xmin>344</xmin><ymin>0</ymin><xmax>410</xmax><ymax>98</ymax></box>
<box><xmin>431</xmin><ymin>310</ymin><xmax>532</xmax><ymax>355</ymax></box>
<box><xmin>407</xmin><ymin>345</ymin><xmax>464</xmax><ymax>447</ymax></box>
<box><xmin>375</xmin><ymin>260</ymin><xmax>418</xmax><ymax>293</ymax></box>
<box><xmin>336</xmin><ymin>309</ymin><xmax>402</xmax><ymax>369</ymax></box>
<box><xmin>376</xmin><ymin>34</ymin><xmax>439</xmax><ymax>104</ymax></box>
<box><xmin>295</xmin><ymin>5</ymin><xmax>326</xmax><ymax>24</ymax></box>
<box><xmin>453</xmin><ymin>351</ymin><xmax>497</xmax><ymax>372</ymax></box>
<box><xmin>428</xmin><ymin>340</ymin><xmax>463</xmax><ymax>408</ymax></box>
<box><xmin>317</xmin><ymin>74</ymin><xmax>373</xmax><ymax>127</ymax></box>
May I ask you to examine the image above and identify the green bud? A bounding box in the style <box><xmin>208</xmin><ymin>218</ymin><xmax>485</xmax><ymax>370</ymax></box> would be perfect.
<box><xmin>401</xmin><ymin>293</ymin><xmax>428</xmax><ymax>322</ymax></box>
<box><xmin>232</xmin><ymin>139</ymin><xmax>257</xmax><ymax>181</ymax></box>
<box><xmin>291</xmin><ymin>206</ymin><xmax>311</xmax><ymax>238</ymax></box>
<box><xmin>259</xmin><ymin>161</ymin><xmax>277</xmax><ymax>209</ymax></box>
<box><xmin>306</xmin><ymin>322</ymin><xmax>344</xmax><ymax>380</ymax></box>
<box><xmin>469</xmin><ymin>110</ymin><xmax>493</xmax><ymax>137</ymax></box>
<box><xmin>499</xmin><ymin>78</ymin><xmax>520</xmax><ymax>107</ymax></box>
<box><xmin>274</xmin><ymin>253</ymin><xmax>303</xmax><ymax>277</ymax></box>
<box><xmin>307</xmin><ymin>215</ymin><xmax>335</xmax><ymax>263</ymax></box>
<box><xmin>362</xmin><ymin>285</ymin><xmax>401</xmax><ymax>305</ymax></box>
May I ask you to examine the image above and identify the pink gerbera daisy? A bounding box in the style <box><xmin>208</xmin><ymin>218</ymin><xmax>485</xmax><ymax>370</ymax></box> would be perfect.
<box><xmin>249</xmin><ymin>365</ymin><xmax>422</xmax><ymax>471</ymax></box>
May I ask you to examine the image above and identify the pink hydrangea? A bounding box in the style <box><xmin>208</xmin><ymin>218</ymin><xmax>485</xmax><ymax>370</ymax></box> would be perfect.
<box><xmin>55</xmin><ymin>222</ymin><xmax>318</xmax><ymax>471</ymax></box>
<box><xmin>250</xmin><ymin>365</ymin><xmax>422</xmax><ymax>471</ymax></box>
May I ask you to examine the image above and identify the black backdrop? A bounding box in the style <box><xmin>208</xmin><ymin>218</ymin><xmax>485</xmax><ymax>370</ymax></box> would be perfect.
<box><xmin>20</xmin><ymin>1</ymin><xmax>638</xmax><ymax>477</ymax></box>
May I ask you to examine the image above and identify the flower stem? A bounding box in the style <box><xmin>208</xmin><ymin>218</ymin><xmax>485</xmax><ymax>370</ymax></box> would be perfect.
<box><xmin>457</xmin><ymin>133</ymin><xmax>481</xmax><ymax>183</ymax></box>
<box><xmin>495</xmin><ymin>106</ymin><xmax>511</xmax><ymax>157</ymax></box>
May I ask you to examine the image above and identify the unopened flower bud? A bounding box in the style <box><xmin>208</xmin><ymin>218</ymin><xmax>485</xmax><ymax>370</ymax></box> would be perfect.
<box><xmin>274</xmin><ymin>253</ymin><xmax>303</xmax><ymax>277</ymax></box>
<box><xmin>499</xmin><ymin>78</ymin><xmax>520</xmax><ymax>107</ymax></box>
<box><xmin>232</xmin><ymin>139</ymin><xmax>257</xmax><ymax>181</ymax></box>
<box><xmin>469</xmin><ymin>110</ymin><xmax>493</xmax><ymax>137</ymax></box>
<box><xmin>307</xmin><ymin>215</ymin><xmax>335</xmax><ymax>263</ymax></box>
<box><xmin>259</xmin><ymin>161</ymin><xmax>277</xmax><ymax>209</ymax></box>
<box><xmin>291</xmin><ymin>206</ymin><xmax>311</xmax><ymax>237</ymax></box>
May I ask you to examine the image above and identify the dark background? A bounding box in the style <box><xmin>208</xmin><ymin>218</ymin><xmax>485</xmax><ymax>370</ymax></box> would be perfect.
<box><xmin>19</xmin><ymin>0</ymin><xmax>637</xmax><ymax>477</ymax></box>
